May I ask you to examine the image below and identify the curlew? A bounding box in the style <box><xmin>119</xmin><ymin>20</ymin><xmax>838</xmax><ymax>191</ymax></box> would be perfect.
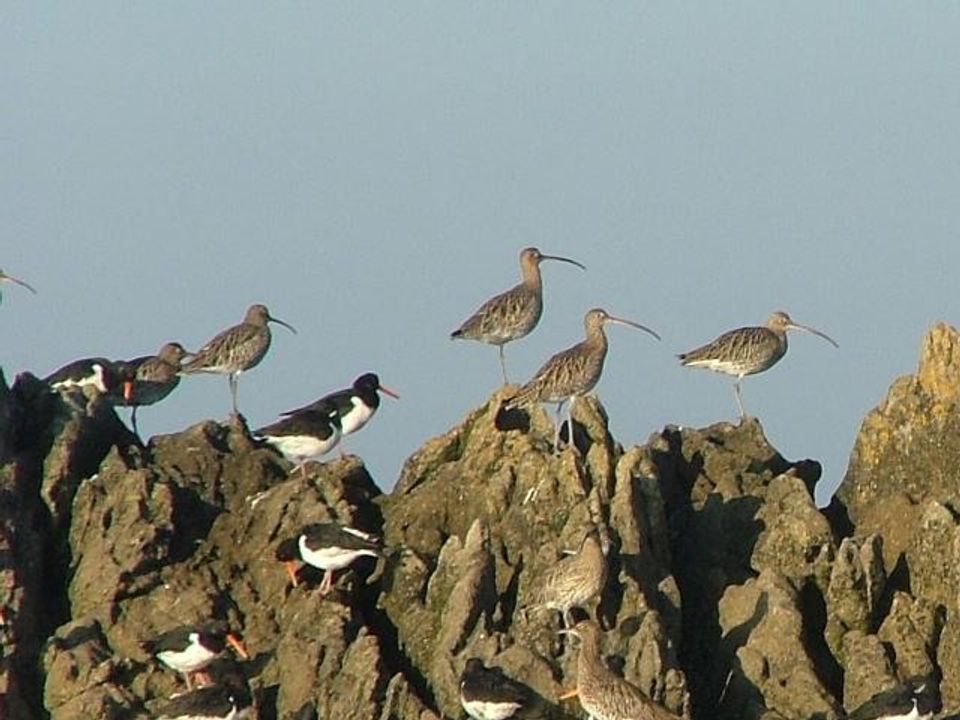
<box><xmin>527</xmin><ymin>526</ymin><xmax>607</xmax><ymax>628</ymax></box>
<box><xmin>678</xmin><ymin>311</ymin><xmax>838</xmax><ymax>418</ymax></box>
<box><xmin>120</xmin><ymin>342</ymin><xmax>191</xmax><ymax>436</ymax></box>
<box><xmin>281</xmin><ymin>372</ymin><xmax>398</xmax><ymax>457</ymax></box>
<box><xmin>0</xmin><ymin>268</ymin><xmax>36</xmax><ymax>302</ymax></box>
<box><xmin>275</xmin><ymin>522</ymin><xmax>381</xmax><ymax>594</ymax></box>
<box><xmin>181</xmin><ymin>304</ymin><xmax>296</xmax><ymax>415</ymax></box>
<box><xmin>451</xmin><ymin>247</ymin><xmax>585</xmax><ymax>383</ymax></box>
<box><xmin>504</xmin><ymin>308</ymin><xmax>659</xmax><ymax>451</ymax></box>
<box><xmin>560</xmin><ymin>619</ymin><xmax>682</xmax><ymax>720</ymax></box>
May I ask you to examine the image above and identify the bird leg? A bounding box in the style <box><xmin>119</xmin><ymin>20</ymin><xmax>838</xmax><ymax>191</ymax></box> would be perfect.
<box><xmin>733</xmin><ymin>379</ymin><xmax>746</xmax><ymax>419</ymax></box>
<box><xmin>284</xmin><ymin>560</ymin><xmax>300</xmax><ymax>587</ymax></box>
<box><xmin>552</xmin><ymin>401</ymin><xmax>566</xmax><ymax>454</ymax></box>
<box><xmin>498</xmin><ymin>345</ymin><xmax>509</xmax><ymax>385</ymax></box>
<box><xmin>130</xmin><ymin>407</ymin><xmax>140</xmax><ymax>438</ymax></box>
<box><xmin>183</xmin><ymin>671</ymin><xmax>194</xmax><ymax>691</ymax></box>
<box><xmin>566</xmin><ymin>395</ymin><xmax>576</xmax><ymax>452</ymax></box>
<box><xmin>319</xmin><ymin>569</ymin><xmax>335</xmax><ymax>595</ymax></box>
<box><xmin>229</xmin><ymin>373</ymin><xmax>239</xmax><ymax>415</ymax></box>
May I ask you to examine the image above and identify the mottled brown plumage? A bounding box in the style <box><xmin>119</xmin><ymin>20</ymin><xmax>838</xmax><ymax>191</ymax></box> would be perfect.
<box><xmin>452</xmin><ymin>247</ymin><xmax>585</xmax><ymax>383</ymax></box>
<box><xmin>529</xmin><ymin>527</ymin><xmax>607</xmax><ymax>627</ymax></box>
<box><xmin>122</xmin><ymin>342</ymin><xmax>190</xmax><ymax>435</ymax></box>
<box><xmin>563</xmin><ymin>620</ymin><xmax>681</xmax><ymax>720</ymax></box>
<box><xmin>505</xmin><ymin>308</ymin><xmax>659</xmax><ymax>450</ymax></box>
<box><xmin>678</xmin><ymin>311</ymin><xmax>838</xmax><ymax>417</ymax></box>
<box><xmin>182</xmin><ymin>304</ymin><xmax>296</xmax><ymax>414</ymax></box>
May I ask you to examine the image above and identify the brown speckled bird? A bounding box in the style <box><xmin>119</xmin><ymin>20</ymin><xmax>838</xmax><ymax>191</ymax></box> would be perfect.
<box><xmin>527</xmin><ymin>526</ymin><xmax>607</xmax><ymax>628</ymax></box>
<box><xmin>182</xmin><ymin>304</ymin><xmax>296</xmax><ymax>414</ymax></box>
<box><xmin>451</xmin><ymin>247</ymin><xmax>585</xmax><ymax>384</ymax></box>
<box><xmin>504</xmin><ymin>308</ymin><xmax>659</xmax><ymax>450</ymax></box>
<box><xmin>561</xmin><ymin>619</ymin><xmax>681</xmax><ymax>720</ymax></box>
<box><xmin>121</xmin><ymin>342</ymin><xmax>190</xmax><ymax>435</ymax></box>
<box><xmin>678</xmin><ymin>310</ymin><xmax>838</xmax><ymax>418</ymax></box>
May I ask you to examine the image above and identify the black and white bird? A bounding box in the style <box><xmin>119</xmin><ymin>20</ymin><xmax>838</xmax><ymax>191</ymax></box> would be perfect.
<box><xmin>275</xmin><ymin>522</ymin><xmax>381</xmax><ymax>595</ymax></box>
<box><xmin>255</xmin><ymin>409</ymin><xmax>342</xmax><ymax>478</ymax></box>
<box><xmin>459</xmin><ymin>658</ymin><xmax>533</xmax><ymax>720</ymax></box>
<box><xmin>45</xmin><ymin>357</ymin><xmax>135</xmax><ymax>402</ymax></box>
<box><xmin>847</xmin><ymin>677</ymin><xmax>938</xmax><ymax>720</ymax></box>
<box><xmin>281</xmin><ymin>372</ymin><xmax>398</xmax><ymax>457</ymax></box>
<box><xmin>154</xmin><ymin>661</ymin><xmax>253</xmax><ymax>720</ymax></box>
<box><xmin>142</xmin><ymin>622</ymin><xmax>248</xmax><ymax>690</ymax></box>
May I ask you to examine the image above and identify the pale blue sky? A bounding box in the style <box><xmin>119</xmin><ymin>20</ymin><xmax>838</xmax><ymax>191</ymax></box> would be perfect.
<box><xmin>4</xmin><ymin>4</ymin><xmax>960</xmax><ymax>505</ymax></box>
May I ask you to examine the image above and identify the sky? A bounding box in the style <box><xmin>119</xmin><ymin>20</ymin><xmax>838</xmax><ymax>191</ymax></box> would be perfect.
<box><xmin>3</xmin><ymin>4</ymin><xmax>960</xmax><ymax>506</ymax></box>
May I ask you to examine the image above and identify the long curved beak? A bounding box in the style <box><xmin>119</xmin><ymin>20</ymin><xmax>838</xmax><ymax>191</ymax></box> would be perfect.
<box><xmin>789</xmin><ymin>322</ymin><xmax>838</xmax><ymax>348</ymax></box>
<box><xmin>378</xmin><ymin>384</ymin><xmax>400</xmax><ymax>400</ymax></box>
<box><xmin>608</xmin><ymin>315</ymin><xmax>661</xmax><ymax>341</ymax></box>
<box><xmin>1</xmin><ymin>272</ymin><xmax>37</xmax><ymax>294</ymax></box>
<box><xmin>269</xmin><ymin>315</ymin><xmax>298</xmax><ymax>334</ymax></box>
<box><xmin>226</xmin><ymin>633</ymin><xmax>250</xmax><ymax>659</ymax></box>
<box><xmin>541</xmin><ymin>254</ymin><xmax>586</xmax><ymax>271</ymax></box>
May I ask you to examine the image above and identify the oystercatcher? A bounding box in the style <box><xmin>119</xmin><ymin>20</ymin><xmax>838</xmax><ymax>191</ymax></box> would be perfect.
<box><xmin>154</xmin><ymin>660</ymin><xmax>253</xmax><ymax>720</ymax></box>
<box><xmin>281</xmin><ymin>372</ymin><xmax>398</xmax><ymax>457</ymax></box>
<box><xmin>142</xmin><ymin>621</ymin><xmax>248</xmax><ymax>690</ymax></box>
<box><xmin>275</xmin><ymin>522</ymin><xmax>381</xmax><ymax>594</ymax></box>
<box><xmin>255</xmin><ymin>409</ymin><xmax>341</xmax><ymax>478</ymax></box>
<box><xmin>45</xmin><ymin>357</ymin><xmax>135</xmax><ymax>402</ymax></box>
<box><xmin>847</xmin><ymin>677</ymin><xmax>937</xmax><ymax>720</ymax></box>
<box><xmin>459</xmin><ymin>657</ymin><xmax>533</xmax><ymax>720</ymax></box>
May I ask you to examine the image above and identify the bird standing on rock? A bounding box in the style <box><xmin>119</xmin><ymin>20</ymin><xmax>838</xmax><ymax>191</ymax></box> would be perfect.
<box><xmin>45</xmin><ymin>357</ymin><xmax>135</xmax><ymax>403</ymax></box>
<box><xmin>275</xmin><ymin>522</ymin><xmax>381</xmax><ymax>595</ymax></box>
<box><xmin>154</xmin><ymin>659</ymin><xmax>254</xmax><ymax>720</ymax></box>
<box><xmin>281</xmin><ymin>372</ymin><xmax>399</xmax><ymax>457</ymax></box>
<box><xmin>141</xmin><ymin>621</ymin><xmax>248</xmax><ymax>690</ymax></box>
<box><xmin>526</xmin><ymin>526</ymin><xmax>607</xmax><ymax>628</ymax></box>
<box><xmin>504</xmin><ymin>308</ymin><xmax>659</xmax><ymax>452</ymax></box>
<box><xmin>560</xmin><ymin>619</ymin><xmax>681</xmax><ymax>720</ymax></box>
<box><xmin>255</xmin><ymin>409</ymin><xmax>342</xmax><ymax>478</ymax></box>
<box><xmin>181</xmin><ymin>303</ymin><xmax>296</xmax><ymax>415</ymax></box>
<box><xmin>459</xmin><ymin>657</ymin><xmax>535</xmax><ymax>720</ymax></box>
<box><xmin>452</xmin><ymin>247</ymin><xmax>586</xmax><ymax>384</ymax></box>
<box><xmin>118</xmin><ymin>342</ymin><xmax>191</xmax><ymax>436</ymax></box>
<box><xmin>678</xmin><ymin>310</ymin><xmax>838</xmax><ymax>418</ymax></box>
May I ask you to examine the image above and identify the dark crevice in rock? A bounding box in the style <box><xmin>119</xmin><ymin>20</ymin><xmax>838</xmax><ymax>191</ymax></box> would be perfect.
<box><xmin>800</xmin><ymin>580</ymin><xmax>844</xmax><ymax>702</ymax></box>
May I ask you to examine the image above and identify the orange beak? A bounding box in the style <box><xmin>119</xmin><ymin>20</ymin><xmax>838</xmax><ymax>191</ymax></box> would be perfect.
<box><xmin>284</xmin><ymin>560</ymin><xmax>299</xmax><ymax>587</ymax></box>
<box><xmin>378</xmin><ymin>384</ymin><xmax>400</xmax><ymax>400</ymax></box>
<box><xmin>123</xmin><ymin>379</ymin><xmax>135</xmax><ymax>404</ymax></box>
<box><xmin>558</xmin><ymin>688</ymin><xmax>579</xmax><ymax>700</ymax></box>
<box><xmin>226</xmin><ymin>633</ymin><xmax>249</xmax><ymax>659</ymax></box>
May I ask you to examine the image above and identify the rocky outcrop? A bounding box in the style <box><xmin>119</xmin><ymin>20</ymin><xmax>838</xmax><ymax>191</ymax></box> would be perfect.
<box><xmin>3</xmin><ymin>322</ymin><xmax>960</xmax><ymax>718</ymax></box>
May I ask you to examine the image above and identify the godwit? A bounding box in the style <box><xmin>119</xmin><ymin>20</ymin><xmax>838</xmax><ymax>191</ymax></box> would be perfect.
<box><xmin>504</xmin><ymin>308</ymin><xmax>659</xmax><ymax>451</ymax></box>
<box><xmin>678</xmin><ymin>310</ymin><xmax>838</xmax><ymax>418</ymax></box>
<box><xmin>281</xmin><ymin>372</ymin><xmax>398</xmax><ymax>457</ymax></box>
<box><xmin>121</xmin><ymin>342</ymin><xmax>190</xmax><ymax>436</ymax></box>
<box><xmin>181</xmin><ymin>304</ymin><xmax>296</xmax><ymax>415</ymax></box>
<box><xmin>0</xmin><ymin>269</ymin><xmax>36</xmax><ymax>302</ymax></box>
<box><xmin>560</xmin><ymin>619</ymin><xmax>681</xmax><ymax>720</ymax></box>
<box><xmin>275</xmin><ymin>522</ymin><xmax>381</xmax><ymax>594</ymax></box>
<box><xmin>459</xmin><ymin>658</ymin><xmax>534</xmax><ymax>720</ymax></box>
<box><xmin>451</xmin><ymin>247</ymin><xmax>585</xmax><ymax>383</ymax></box>
<box><xmin>141</xmin><ymin>621</ymin><xmax>248</xmax><ymax>691</ymax></box>
<box><xmin>526</xmin><ymin>526</ymin><xmax>607</xmax><ymax>628</ymax></box>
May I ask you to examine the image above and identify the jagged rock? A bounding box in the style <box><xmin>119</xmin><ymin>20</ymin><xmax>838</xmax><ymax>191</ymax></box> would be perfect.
<box><xmin>839</xmin><ymin>630</ymin><xmax>897</xmax><ymax>712</ymax></box>
<box><xmin>42</xmin><ymin>619</ymin><xmax>144</xmax><ymax>720</ymax></box>
<box><xmin>8</xmin><ymin>322</ymin><xmax>960</xmax><ymax>720</ymax></box>
<box><xmin>824</xmin><ymin>535</ymin><xmax>886</xmax><ymax>660</ymax></box>
<box><xmin>719</xmin><ymin>570</ymin><xmax>841</xmax><ymax>720</ymax></box>
<box><xmin>838</xmin><ymin>323</ymin><xmax>960</xmax><ymax>570</ymax></box>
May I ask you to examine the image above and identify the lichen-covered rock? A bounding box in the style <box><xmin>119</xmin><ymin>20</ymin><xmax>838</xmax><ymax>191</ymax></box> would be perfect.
<box><xmin>838</xmin><ymin>323</ymin><xmax>960</xmax><ymax>570</ymax></box>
